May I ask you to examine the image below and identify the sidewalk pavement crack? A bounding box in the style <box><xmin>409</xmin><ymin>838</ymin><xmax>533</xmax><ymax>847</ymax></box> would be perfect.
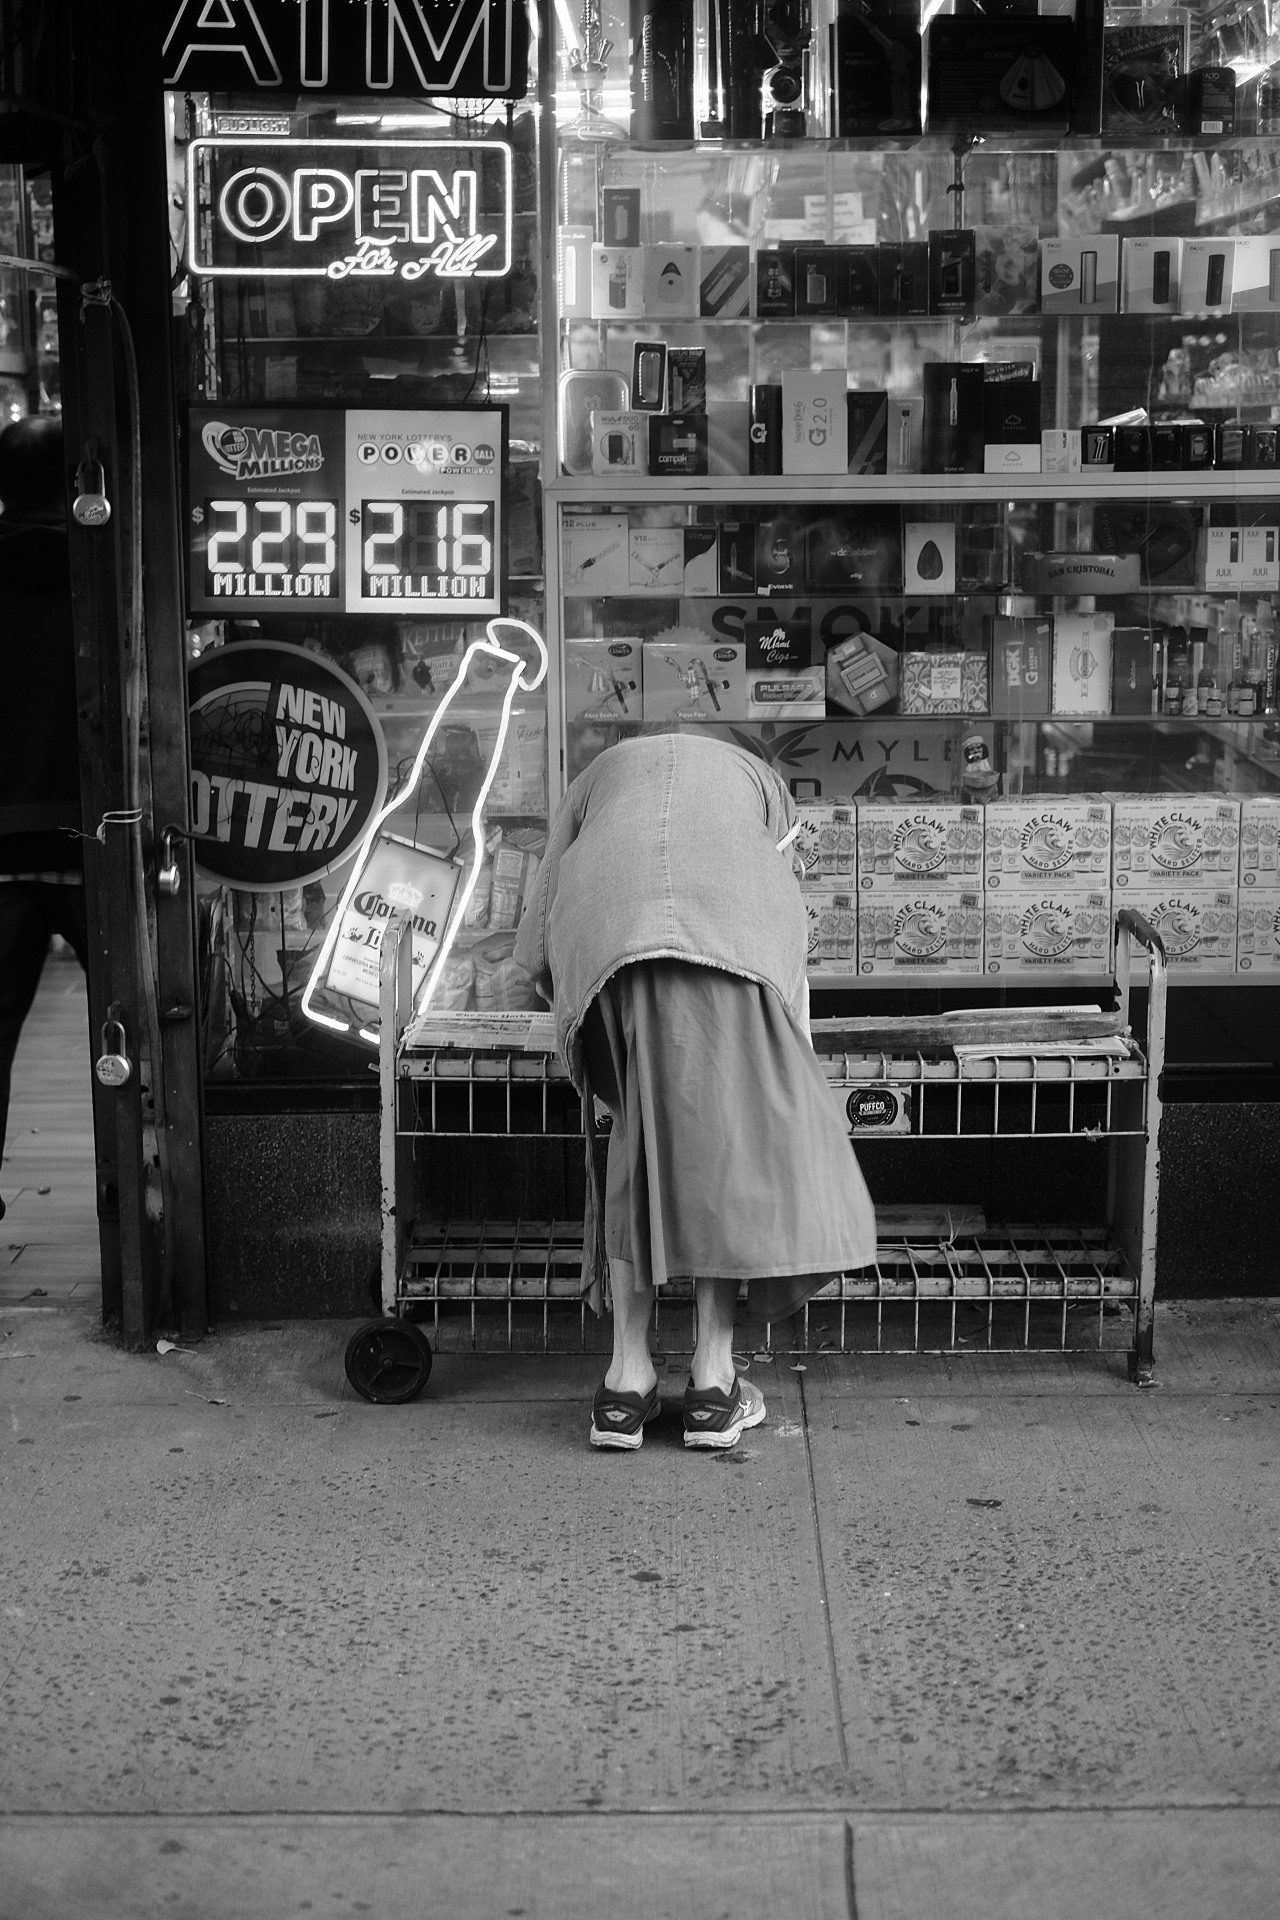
<box><xmin>797</xmin><ymin>1369</ymin><xmax>851</xmax><ymax>1788</ymax></box>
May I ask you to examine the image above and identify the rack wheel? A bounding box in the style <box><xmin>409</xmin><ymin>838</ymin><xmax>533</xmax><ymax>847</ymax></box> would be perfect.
<box><xmin>344</xmin><ymin>1320</ymin><xmax>433</xmax><ymax>1404</ymax></box>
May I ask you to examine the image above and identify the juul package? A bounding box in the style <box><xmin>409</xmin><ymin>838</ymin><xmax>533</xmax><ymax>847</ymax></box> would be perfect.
<box><xmin>984</xmin><ymin>891</ymin><xmax>1112</xmax><ymax>975</ymax></box>
<box><xmin>984</xmin><ymin>798</ymin><xmax>1113</xmax><ymax>890</ymax></box>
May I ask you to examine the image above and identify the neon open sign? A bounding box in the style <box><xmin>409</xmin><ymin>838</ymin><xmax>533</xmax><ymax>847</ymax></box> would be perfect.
<box><xmin>189</xmin><ymin>138</ymin><xmax>513</xmax><ymax>281</ymax></box>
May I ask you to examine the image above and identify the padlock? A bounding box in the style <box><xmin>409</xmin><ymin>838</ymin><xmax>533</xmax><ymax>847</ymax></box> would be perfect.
<box><xmin>157</xmin><ymin>827</ymin><xmax>181</xmax><ymax>896</ymax></box>
<box><xmin>73</xmin><ymin>442</ymin><xmax>112</xmax><ymax>528</ymax></box>
<box><xmin>95</xmin><ymin>1017</ymin><xmax>131</xmax><ymax>1087</ymax></box>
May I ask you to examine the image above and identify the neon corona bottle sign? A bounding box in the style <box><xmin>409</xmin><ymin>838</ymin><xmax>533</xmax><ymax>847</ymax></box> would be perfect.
<box><xmin>189</xmin><ymin>138</ymin><xmax>513</xmax><ymax>281</ymax></box>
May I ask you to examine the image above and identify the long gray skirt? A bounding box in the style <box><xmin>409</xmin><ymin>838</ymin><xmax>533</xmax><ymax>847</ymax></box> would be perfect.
<box><xmin>580</xmin><ymin>959</ymin><xmax>876</xmax><ymax>1322</ymax></box>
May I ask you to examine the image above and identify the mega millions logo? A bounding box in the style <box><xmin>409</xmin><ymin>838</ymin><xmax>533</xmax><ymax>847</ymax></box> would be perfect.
<box><xmin>202</xmin><ymin>418</ymin><xmax>325</xmax><ymax>480</ymax></box>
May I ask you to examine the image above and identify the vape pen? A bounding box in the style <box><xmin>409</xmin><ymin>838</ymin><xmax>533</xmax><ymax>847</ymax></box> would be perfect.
<box><xmin>806</xmin><ymin>262</ymin><xmax>827</xmax><ymax>306</ymax></box>
<box><xmin>632</xmin><ymin>343</ymin><xmax>666</xmax><ymax>410</ymax></box>
<box><xmin>1269</xmin><ymin>248</ymin><xmax>1280</xmax><ymax>304</ymax></box>
<box><xmin>630</xmin><ymin>0</ymin><xmax>694</xmax><ymax>144</ymax></box>
<box><xmin>1152</xmin><ymin>250</ymin><xmax>1170</xmax><ymax>305</ymax></box>
<box><xmin>608</xmin><ymin>256</ymin><xmax>629</xmax><ymax>309</ymax></box>
<box><xmin>1206</xmin><ymin>251</ymin><xmax>1226</xmax><ymax>305</ymax></box>
<box><xmin>1080</xmin><ymin>251</ymin><xmax>1097</xmax><ymax>304</ymax></box>
<box><xmin>949</xmin><ymin>377</ymin><xmax>959</xmax><ymax>429</ymax></box>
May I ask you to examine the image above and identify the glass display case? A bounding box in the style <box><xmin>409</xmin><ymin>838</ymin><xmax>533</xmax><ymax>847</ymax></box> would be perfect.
<box><xmin>0</xmin><ymin>164</ymin><xmax>60</xmax><ymax>421</ymax></box>
<box><xmin>546</xmin><ymin>0</ymin><xmax>1280</xmax><ymax>987</ymax></box>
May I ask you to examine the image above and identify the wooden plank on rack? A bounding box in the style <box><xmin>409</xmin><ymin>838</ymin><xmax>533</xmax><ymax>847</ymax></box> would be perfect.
<box><xmin>811</xmin><ymin>1009</ymin><xmax>1126</xmax><ymax>1054</ymax></box>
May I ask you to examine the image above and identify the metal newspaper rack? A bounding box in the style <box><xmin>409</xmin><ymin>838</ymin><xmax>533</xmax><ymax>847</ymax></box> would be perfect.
<box><xmin>344</xmin><ymin>908</ymin><xmax>1166</xmax><ymax>1403</ymax></box>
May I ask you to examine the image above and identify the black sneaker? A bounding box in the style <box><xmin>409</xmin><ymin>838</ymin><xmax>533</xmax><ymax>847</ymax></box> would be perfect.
<box><xmin>589</xmin><ymin>1380</ymin><xmax>661</xmax><ymax>1451</ymax></box>
<box><xmin>682</xmin><ymin>1376</ymin><xmax>766</xmax><ymax>1451</ymax></box>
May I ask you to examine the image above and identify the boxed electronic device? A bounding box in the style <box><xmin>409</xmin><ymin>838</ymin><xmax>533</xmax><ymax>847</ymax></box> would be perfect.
<box><xmin>1121</xmin><ymin>236</ymin><xmax>1183</xmax><ymax>313</ymax></box>
<box><xmin>1180</xmin><ymin>239</ymin><xmax>1234</xmax><ymax>314</ymax></box>
<box><xmin>808</xmin><ymin>508</ymin><xmax>902</xmax><ymax>591</ymax></box>
<box><xmin>793</xmin><ymin>803</ymin><xmax>857</xmax><ymax>886</ymax></box>
<box><xmin>1236</xmin><ymin>891</ymin><xmax>1280</xmax><ymax>971</ymax></box>
<box><xmin>1230</xmin><ymin>235</ymin><xmax>1280</xmax><ymax>312</ymax></box>
<box><xmin>1240</xmin><ymin>796</ymin><xmax>1280</xmax><ymax>885</ymax></box>
<box><xmin>806</xmin><ymin>890</ymin><xmax>860</xmax><ymax>973</ymax></box>
<box><xmin>699</xmin><ymin>245</ymin><xmax>751</xmax><ymax>317</ymax></box>
<box><xmin>648</xmin><ymin>412</ymin><xmax>708</xmax><ymax>476</ymax></box>
<box><xmin>831</xmin><ymin>0</ymin><xmax>922</xmax><ymax>137</ymax></box>
<box><xmin>564</xmin><ymin>638</ymin><xmax>643</xmax><ymax>724</ymax></box>
<box><xmin>1053</xmin><ymin>611</ymin><xmax>1114</xmax><ymax>715</ymax></box>
<box><xmin>929</xmin><ymin>229</ymin><xmax>975</xmax><ymax>315</ymax></box>
<box><xmin>847</xmin><ymin>391</ymin><xmax>888</xmax><ymax>474</ymax></box>
<box><xmin>922</xmin><ymin>362</ymin><xmax>984</xmax><ymax>473</ymax></box>
<box><xmin>641</xmin><ymin>639</ymin><xmax>747</xmax><ymax>723</ymax></box>
<box><xmin>1041</xmin><ymin>429</ymin><xmax>1082</xmax><ymax>475</ymax></box>
<box><xmin>782</xmin><ymin>371</ymin><xmax>849</xmax><ymax>475</ymax></box>
<box><xmin>1118</xmin><ymin>888</ymin><xmax>1237</xmax><ymax>970</ymax></box>
<box><xmin>682</xmin><ymin>525</ymin><xmax>719</xmax><ymax>596</ymax></box>
<box><xmin>837</xmin><ymin>245</ymin><xmax>881</xmax><ymax>317</ymax></box>
<box><xmin>749</xmin><ymin>384</ymin><xmax>783</xmax><ymax>475</ymax></box>
<box><xmin>1112</xmin><ymin>627</ymin><xmax>1157</xmax><ymax>714</ymax></box>
<box><xmin>857</xmin><ymin>890</ymin><xmax>985</xmax><ymax>976</ymax></box>
<box><xmin>631</xmin><ymin>342</ymin><xmax>667</xmax><ymax>412</ymax></box>
<box><xmin>601</xmin><ymin>186</ymin><xmax>641</xmax><ymax>246</ymax></box>
<box><xmin>795</xmin><ymin>246</ymin><xmax>841</xmax><ymax>317</ymax></box>
<box><xmin>878</xmin><ymin>241</ymin><xmax>930</xmax><ymax>316</ymax></box>
<box><xmin>590</xmin><ymin>245</ymin><xmax>645</xmax><ymax>318</ymax></box>
<box><xmin>903</xmin><ymin>522</ymin><xmax>956</xmax><ymax>595</ymax></box>
<box><xmin>983</xmin><ymin>375</ymin><xmax>1041</xmax><ymax>472</ymax></box>
<box><xmin>989</xmin><ymin>615</ymin><xmax>1052</xmax><ymax>718</ymax></box>
<box><xmin>755</xmin><ymin>516</ymin><xmax>807</xmax><ymax>594</ymax></box>
<box><xmin>974</xmin><ymin>224</ymin><xmax>1039</xmax><ymax>316</ymax></box>
<box><xmin>558</xmin><ymin>226</ymin><xmax>594</xmax><ymax>317</ymax></box>
<box><xmin>562</xmin><ymin>511</ymin><xmax>630</xmax><ymax>593</ymax></box>
<box><xmin>983</xmin><ymin>797</ymin><xmax>1112</xmax><ymax>891</ymax></box>
<box><xmin>984</xmin><ymin>890</ymin><xmax>1112</xmax><ymax>974</ymax></box>
<box><xmin>856</xmin><ymin>801</ymin><xmax>984</xmax><ymax>890</ymax></box>
<box><xmin>886</xmin><ymin>395</ymin><xmax>924</xmax><ymax>474</ymax></box>
<box><xmin>924</xmin><ymin>17</ymin><xmax>1075</xmax><ymax>135</ymax></box>
<box><xmin>591</xmin><ymin>410</ymin><xmax>649</xmax><ymax>476</ymax></box>
<box><xmin>1110</xmin><ymin>795</ymin><xmax>1242</xmax><ymax>888</ymax></box>
<box><xmin>643</xmin><ymin>244</ymin><xmax>698</xmax><ymax>319</ymax></box>
<box><xmin>899</xmin><ymin>651</ymin><xmax>989</xmax><ymax>714</ymax></box>
<box><xmin>628</xmin><ymin>526</ymin><xmax>684</xmax><ymax>594</ymax></box>
<box><xmin>666</xmin><ymin>349</ymin><xmax>706</xmax><ymax>414</ymax></box>
<box><xmin>1041</xmin><ymin>234</ymin><xmax>1119</xmax><ymax>313</ymax></box>
<box><xmin>754</xmin><ymin>248</ymin><xmax>795</xmax><ymax>317</ymax></box>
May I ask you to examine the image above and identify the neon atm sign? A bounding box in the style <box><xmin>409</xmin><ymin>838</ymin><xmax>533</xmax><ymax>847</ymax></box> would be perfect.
<box><xmin>190</xmin><ymin>138</ymin><xmax>513</xmax><ymax>280</ymax></box>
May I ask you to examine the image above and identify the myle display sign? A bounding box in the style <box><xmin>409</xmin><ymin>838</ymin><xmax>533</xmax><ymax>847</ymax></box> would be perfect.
<box><xmin>190</xmin><ymin>138</ymin><xmax>513</xmax><ymax>282</ymax></box>
<box><xmin>187</xmin><ymin>641</ymin><xmax>388</xmax><ymax>891</ymax></box>
<box><xmin>162</xmin><ymin>0</ymin><xmax>529</xmax><ymax>99</ymax></box>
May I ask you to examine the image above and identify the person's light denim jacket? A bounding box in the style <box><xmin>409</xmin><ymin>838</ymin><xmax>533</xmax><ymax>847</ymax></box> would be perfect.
<box><xmin>514</xmin><ymin>732</ymin><xmax>806</xmax><ymax>1090</ymax></box>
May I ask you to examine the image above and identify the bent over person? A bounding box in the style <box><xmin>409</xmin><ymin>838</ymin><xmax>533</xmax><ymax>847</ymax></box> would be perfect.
<box><xmin>513</xmin><ymin>729</ymin><xmax>875</xmax><ymax>1453</ymax></box>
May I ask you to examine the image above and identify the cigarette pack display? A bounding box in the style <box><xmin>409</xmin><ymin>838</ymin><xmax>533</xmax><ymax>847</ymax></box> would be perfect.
<box><xmin>989</xmin><ymin>616</ymin><xmax>1052</xmax><ymax>718</ymax></box>
<box><xmin>795</xmin><ymin>246</ymin><xmax>840</xmax><ymax>317</ymax></box>
<box><xmin>973</xmin><ymin>224</ymin><xmax>1039</xmax><ymax>316</ymax></box>
<box><xmin>1121</xmin><ymin>236</ymin><xmax>1182</xmax><ymax>313</ymax></box>
<box><xmin>825</xmin><ymin>630</ymin><xmax>898</xmax><ymax>716</ymax></box>
<box><xmin>558</xmin><ymin>226</ymin><xmax>594</xmax><ymax>317</ymax></box>
<box><xmin>793</xmin><ymin>804</ymin><xmax>857</xmax><ymax>885</ymax></box>
<box><xmin>629</xmin><ymin>526</ymin><xmax>684</xmax><ymax>593</ymax></box>
<box><xmin>590</xmin><ymin>245</ymin><xmax>645</xmax><ymax>318</ymax></box>
<box><xmin>1111</xmin><ymin>796</ymin><xmax>1242</xmax><ymax>887</ymax></box>
<box><xmin>1240</xmin><ymin>797</ymin><xmax>1280</xmax><ymax>884</ymax></box>
<box><xmin>806</xmin><ymin>891</ymin><xmax>859</xmax><ymax>973</ymax></box>
<box><xmin>682</xmin><ymin>526</ymin><xmax>718</xmax><ymax>595</ymax></box>
<box><xmin>900</xmin><ymin>651</ymin><xmax>989</xmax><ymax>714</ymax></box>
<box><xmin>601</xmin><ymin>186</ymin><xmax>641</xmax><ymax>247</ymax></box>
<box><xmin>666</xmin><ymin>348</ymin><xmax>706</xmax><ymax>413</ymax></box>
<box><xmin>749</xmin><ymin>384</ymin><xmax>783</xmax><ymax>475</ymax></box>
<box><xmin>648</xmin><ymin>412</ymin><xmax>708</xmax><ymax>475</ymax></box>
<box><xmin>562</xmin><ymin>512</ymin><xmax>630</xmax><ymax>593</ymax></box>
<box><xmin>886</xmin><ymin>396</ymin><xmax>924</xmax><ymax>474</ymax></box>
<box><xmin>878</xmin><ymin>242</ymin><xmax>929</xmax><ymax>317</ymax></box>
<box><xmin>1053</xmin><ymin>612</ymin><xmax>1114</xmax><ymax>715</ymax></box>
<box><xmin>856</xmin><ymin>802</ymin><xmax>983</xmax><ymax>889</ymax></box>
<box><xmin>983</xmin><ymin>376</ymin><xmax>1041</xmax><ymax>473</ymax></box>
<box><xmin>643</xmin><ymin>244</ymin><xmax>698</xmax><ymax>318</ymax></box>
<box><xmin>858</xmin><ymin>891</ymin><xmax>985</xmax><ymax>976</ymax></box>
<box><xmin>755</xmin><ymin>517</ymin><xmax>807</xmax><ymax>595</ymax></box>
<box><xmin>1118</xmin><ymin>889</ymin><xmax>1237</xmax><ymax>971</ymax></box>
<box><xmin>904</xmin><ymin>522</ymin><xmax>956</xmax><ymax>595</ymax></box>
<box><xmin>782</xmin><ymin>372</ymin><xmax>849</xmax><ymax>475</ymax></box>
<box><xmin>1112</xmin><ymin>627</ymin><xmax>1157</xmax><ymax>714</ymax></box>
<box><xmin>922</xmin><ymin>362</ymin><xmax>984</xmax><ymax>473</ymax></box>
<box><xmin>754</xmin><ymin>249</ymin><xmax>795</xmax><ymax>317</ymax></box>
<box><xmin>1101</xmin><ymin>15</ymin><xmax>1186</xmax><ymax>136</ymax></box>
<box><xmin>924</xmin><ymin>18</ymin><xmax>1075</xmax><ymax>134</ymax></box>
<box><xmin>591</xmin><ymin>410</ymin><xmax>650</xmax><ymax>475</ymax></box>
<box><xmin>831</xmin><ymin>1</ymin><xmax>922</xmax><ymax>137</ymax></box>
<box><xmin>984</xmin><ymin>891</ymin><xmax>1112</xmax><ymax>975</ymax></box>
<box><xmin>1042</xmin><ymin>430</ymin><xmax>1082</xmax><ymax>475</ymax></box>
<box><xmin>1236</xmin><ymin>891</ymin><xmax>1280</xmax><ymax>971</ymax></box>
<box><xmin>1180</xmin><ymin>239</ymin><xmax>1234</xmax><ymax>314</ymax></box>
<box><xmin>558</xmin><ymin>368</ymin><xmax>629</xmax><ymax>474</ymax></box>
<box><xmin>699</xmin><ymin>245</ymin><xmax>751</xmax><ymax>317</ymax></box>
<box><xmin>747</xmin><ymin>665</ymin><xmax>826</xmax><ymax>722</ymax></box>
<box><xmin>983</xmin><ymin>798</ymin><xmax>1112</xmax><ymax>890</ymax></box>
<box><xmin>1041</xmin><ymin>235</ymin><xmax>1119</xmax><ymax>313</ymax></box>
<box><xmin>847</xmin><ymin>392</ymin><xmax>888</xmax><ymax>475</ymax></box>
<box><xmin>707</xmin><ymin>402</ymin><xmax>750</xmax><ymax>477</ymax></box>
<box><xmin>718</xmin><ymin>521</ymin><xmax>757</xmax><ymax>594</ymax></box>
<box><xmin>837</xmin><ymin>245</ymin><xmax>881</xmax><ymax>317</ymax></box>
<box><xmin>564</xmin><ymin>638</ymin><xmax>643</xmax><ymax>723</ymax></box>
<box><xmin>929</xmin><ymin>229</ymin><xmax>975</xmax><ymax>315</ymax></box>
<box><xmin>631</xmin><ymin>342</ymin><xmax>667</xmax><ymax>412</ymax></box>
<box><xmin>642</xmin><ymin>639</ymin><xmax>746</xmax><ymax>722</ymax></box>
<box><xmin>808</xmin><ymin>509</ymin><xmax>902</xmax><ymax>591</ymax></box>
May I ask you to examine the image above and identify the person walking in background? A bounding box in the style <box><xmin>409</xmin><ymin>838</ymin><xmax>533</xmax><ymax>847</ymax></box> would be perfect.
<box><xmin>0</xmin><ymin>416</ymin><xmax>87</xmax><ymax>1222</ymax></box>
<box><xmin>514</xmin><ymin>728</ymin><xmax>875</xmax><ymax>1453</ymax></box>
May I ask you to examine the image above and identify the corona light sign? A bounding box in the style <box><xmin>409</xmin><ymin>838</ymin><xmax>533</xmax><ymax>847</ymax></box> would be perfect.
<box><xmin>163</xmin><ymin>0</ymin><xmax>529</xmax><ymax>100</ymax></box>
<box><xmin>190</xmin><ymin>139</ymin><xmax>513</xmax><ymax>281</ymax></box>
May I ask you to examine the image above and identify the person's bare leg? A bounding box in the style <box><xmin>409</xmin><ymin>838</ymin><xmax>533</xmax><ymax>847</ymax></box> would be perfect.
<box><xmin>691</xmin><ymin>1276</ymin><xmax>739</xmax><ymax>1393</ymax></box>
<box><xmin>604</xmin><ymin>1260</ymin><xmax>658</xmax><ymax>1398</ymax></box>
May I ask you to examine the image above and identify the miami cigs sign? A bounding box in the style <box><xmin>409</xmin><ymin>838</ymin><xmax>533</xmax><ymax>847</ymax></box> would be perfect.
<box><xmin>190</xmin><ymin>138</ymin><xmax>513</xmax><ymax>280</ymax></box>
<box><xmin>163</xmin><ymin>0</ymin><xmax>529</xmax><ymax>99</ymax></box>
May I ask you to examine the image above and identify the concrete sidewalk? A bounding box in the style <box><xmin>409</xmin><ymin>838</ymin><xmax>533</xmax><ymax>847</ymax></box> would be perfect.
<box><xmin>3</xmin><ymin>956</ymin><xmax>1280</xmax><ymax>1917</ymax></box>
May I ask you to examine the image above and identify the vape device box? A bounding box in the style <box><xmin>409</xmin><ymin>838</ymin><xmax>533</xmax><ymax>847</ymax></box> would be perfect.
<box><xmin>1237</xmin><ymin>894</ymin><xmax>1280</xmax><ymax>972</ymax></box>
<box><xmin>879</xmin><ymin>241</ymin><xmax>929</xmax><ymax>317</ymax></box>
<box><xmin>825</xmin><ymin>630</ymin><xmax>898</xmax><ymax>715</ymax></box>
<box><xmin>1111</xmin><ymin>796</ymin><xmax>1241</xmax><ymax>888</ymax></box>
<box><xmin>1080</xmin><ymin>423</ymin><xmax>1115</xmax><ymax>472</ymax></box>
<box><xmin>562</xmin><ymin>512</ymin><xmax>631</xmax><ymax>594</ymax></box>
<box><xmin>749</xmin><ymin>384</ymin><xmax>783</xmax><ymax>475</ymax></box>
<box><xmin>718</xmin><ymin>521</ymin><xmax>757</xmax><ymax>595</ymax></box>
<box><xmin>974</xmin><ymin>224</ymin><xmax>1040</xmax><ymax>316</ymax></box>
<box><xmin>643</xmin><ymin>244</ymin><xmax>698</xmax><ymax>318</ymax></box>
<box><xmin>642</xmin><ymin>639</ymin><xmax>746</xmax><ymax>723</ymax></box>
<box><xmin>1201</xmin><ymin>524</ymin><xmax>1242</xmax><ymax>589</ymax></box>
<box><xmin>984</xmin><ymin>891</ymin><xmax>1112</xmax><ymax>974</ymax></box>
<box><xmin>795</xmin><ymin>246</ymin><xmax>840</xmax><ymax>317</ymax></box>
<box><xmin>1229</xmin><ymin>235</ymin><xmax>1280</xmax><ymax>312</ymax></box>
<box><xmin>929</xmin><ymin>230</ymin><xmax>975</xmax><ymax>315</ymax></box>
<box><xmin>629</xmin><ymin>0</ymin><xmax>695</xmax><ymax>144</ymax></box>
<box><xmin>1241</xmin><ymin>524</ymin><xmax>1280</xmax><ymax>589</ymax></box>
<box><xmin>983</xmin><ymin>376</ymin><xmax>1041</xmax><ymax>473</ymax></box>
<box><xmin>682</xmin><ymin>525</ymin><xmax>718</xmax><ymax>595</ymax></box>
<box><xmin>1101</xmin><ymin>18</ymin><xmax>1186</xmax><ymax>136</ymax></box>
<box><xmin>782</xmin><ymin>371</ymin><xmax>849</xmax><ymax>476</ymax></box>
<box><xmin>809</xmin><ymin>509</ymin><xmax>902</xmax><ymax>592</ymax></box>
<box><xmin>707</xmin><ymin>401</ymin><xmax>750</xmax><ymax>477</ymax></box>
<box><xmin>1240</xmin><ymin>795</ymin><xmax>1280</xmax><ymax>886</ymax></box>
<box><xmin>649</xmin><ymin>412</ymin><xmax>708</xmax><ymax>475</ymax></box>
<box><xmin>1187</xmin><ymin>64</ymin><xmax>1236</xmax><ymax>135</ymax></box>
<box><xmin>590</xmin><ymin>245</ymin><xmax>645</xmax><ymax>318</ymax></box>
<box><xmin>832</xmin><ymin>0</ymin><xmax>922</xmax><ymax>137</ymax></box>
<box><xmin>558</xmin><ymin>368</ymin><xmax>630</xmax><ymax>475</ymax></box>
<box><xmin>590</xmin><ymin>411</ymin><xmax>649</xmax><ymax>476</ymax></box>
<box><xmin>1151</xmin><ymin>423</ymin><xmax>1182</xmax><ymax>468</ymax></box>
<box><xmin>756</xmin><ymin>517</ymin><xmax>807</xmax><ymax>595</ymax></box>
<box><xmin>847</xmin><ymin>391</ymin><xmax>888</xmax><ymax>474</ymax></box>
<box><xmin>1115</xmin><ymin>425</ymin><xmax>1151</xmax><ymax>471</ymax></box>
<box><xmin>601</xmin><ymin>186</ymin><xmax>642</xmax><ymax>247</ymax></box>
<box><xmin>665</xmin><ymin>348</ymin><xmax>706</xmax><ymax>413</ymax></box>
<box><xmin>629</xmin><ymin>526</ymin><xmax>684</xmax><ymax>593</ymax></box>
<box><xmin>989</xmin><ymin>615</ymin><xmax>1052</xmax><ymax>718</ymax></box>
<box><xmin>631</xmin><ymin>341</ymin><xmax>667</xmax><ymax>412</ymax></box>
<box><xmin>1180</xmin><ymin>239</ymin><xmax>1234</xmax><ymax>314</ymax></box>
<box><xmin>856</xmin><ymin>802</ymin><xmax>984</xmax><ymax>890</ymax></box>
<box><xmin>924</xmin><ymin>18</ymin><xmax>1075</xmax><ymax>134</ymax></box>
<box><xmin>558</xmin><ymin>226</ymin><xmax>594</xmax><ymax>318</ymax></box>
<box><xmin>857</xmin><ymin>891</ymin><xmax>985</xmax><ymax>977</ymax></box>
<box><xmin>754</xmin><ymin>248</ymin><xmax>795</xmax><ymax>317</ymax></box>
<box><xmin>922</xmin><ymin>362</ymin><xmax>985</xmax><ymax>473</ymax></box>
<box><xmin>1053</xmin><ymin>611</ymin><xmax>1114</xmax><ymax>715</ymax></box>
<box><xmin>886</xmin><ymin>395</ymin><xmax>924</xmax><ymax>473</ymax></box>
<box><xmin>698</xmin><ymin>244</ymin><xmax>750</xmax><ymax>317</ymax></box>
<box><xmin>904</xmin><ymin>522</ymin><xmax>956</xmax><ymax>595</ymax></box>
<box><xmin>837</xmin><ymin>244</ymin><xmax>880</xmax><ymax>316</ymax></box>
<box><xmin>1042</xmin><ymin>429</ymin><xmax>1082</xmax><ymax>475</ymax></box>
<box><xmin>1121</xmin><ymin>236</ymin><xmax>1183</xmax><ymax>312</ymax></box>
<box><xmin>1112</xmin><ymin>627</ymin><xmax>1157</xmax><ymax>713</ymax></box>
<box><xmin>1041</xmin><ymin>235</ymin><xmax>1119</xmax><ymax>313</ymax></box>
<box><xmin>565</xmin><ymin>638</ymin><xmax>642</xmax><ymax>723</ymax></box>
